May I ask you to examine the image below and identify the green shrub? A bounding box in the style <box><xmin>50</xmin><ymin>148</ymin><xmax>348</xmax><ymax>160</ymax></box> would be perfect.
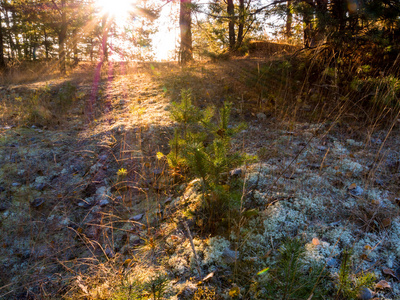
<box><xmin>253</xmin><ymin>239</ymin><xmax>330</xmax><ymax>299</ymax></box>
<box><xmin>336</xmin><ymin>249</ymin><xmax>376</xmax><ymax>299</ymax></box>
<box><xmin>158</xmin><ymin>89</ymin><xmax>256</xmax><ymax>230</ymax></box>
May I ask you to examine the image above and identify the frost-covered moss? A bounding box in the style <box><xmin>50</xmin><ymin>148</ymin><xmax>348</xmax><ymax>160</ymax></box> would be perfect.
<box><xmin>262</xmin><ymin>203</ymin><xmax>305</xmax><ymax>241</ymax></box>
<box><xmin>389</xmin><ymin>217</ymin><xmax>400</xmax><ymax>257</ymax></box>
<box><xmin>203</xmin><ymin>237</ymin><xmax>231</xmax><ymax>266</ymax></box>
<box><xmin>304</xmin><ymin>240</ymin><xmax>339</xmax><ymax>266</ymax></box>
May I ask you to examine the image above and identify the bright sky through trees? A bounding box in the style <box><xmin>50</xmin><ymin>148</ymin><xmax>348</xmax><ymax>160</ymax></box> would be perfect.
<box><xmin>95</xmin><ymin>0</ymin><xmax>177</xmax><ymax>61</ymax></box>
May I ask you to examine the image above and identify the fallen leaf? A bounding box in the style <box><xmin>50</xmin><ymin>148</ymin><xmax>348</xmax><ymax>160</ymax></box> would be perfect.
<box><xmin>364</xmin><ymin>245</ymin><xmax>372</xmax><ymax>250</ymax></box>
<box><xmin>375</xmin><ymin>280</ymin><xmax>391</xmax><ymax>290</ymax></box>
<box><xmin>170</xmin><ymin>235</ymin><xmax>179</xmax><ymax>241</ymax></box>
<box><xmin>229</xmin><ymin>286</ymin><xmax>240</xmax><ymax>297</ymax></box>
<box><xmin>312</xmin><ymin>238</ymin><xmax>320</xmax><ymax>246</ymax></box>
<box><xmin>202</xmin><ymin>272</ymin><xmax>214</xmax><ymax>282</ymax></box>
<box><xmin>383</xmin><ymin>268</ymin><xmax>397</xmax><ymax>279</ymax></box>
<box><xmin>123</xmin><ymin>259</ymin><xmax>132</xmax><ymax>266</ymax></box>
<box><xmin>382</xmin><ymin>218</ymin><xmax>391</xmax><ymax>227</ymax></box>
<box><xmin>349</xmin><ymin>183</ymin><xmax>357</xmax><ymax>190</ymax></box>
<box><xmin>360</xmin><ymin>253</ymin><xmax>371</xmax><ymax>261</ymax></box>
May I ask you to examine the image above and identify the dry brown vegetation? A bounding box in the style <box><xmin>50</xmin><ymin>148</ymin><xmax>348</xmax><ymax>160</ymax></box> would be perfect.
<box><xmin>1</xmin><ymin>50</ymin><xmax>400</xmax><ymax>299</ymax></box>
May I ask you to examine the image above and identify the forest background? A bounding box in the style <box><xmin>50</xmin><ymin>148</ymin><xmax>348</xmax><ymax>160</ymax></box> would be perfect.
<box><xmin>2</xmin><ymin>0</ymin><xmax>400</xmax><ymax>299</ymax></box>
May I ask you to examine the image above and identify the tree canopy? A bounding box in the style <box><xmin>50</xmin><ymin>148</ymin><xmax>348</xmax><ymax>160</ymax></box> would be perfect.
<box><xmin>0</xmin><ymin>0</ymin><xmax>399</xmax><ymax>70</ymax></box>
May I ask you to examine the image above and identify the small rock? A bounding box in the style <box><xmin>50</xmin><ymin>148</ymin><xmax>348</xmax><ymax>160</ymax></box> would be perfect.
<box><xmin>60</xmin><ymin>217</ymin><xmax>70</xmax><ymax>226</ymax></box>
<box><xmin>0</xmin><ymin>202</ymin><xmax>9</xmax><ymax>212</ymax></box>
<box><xmin>152</xmin><ymin>168</ymin><xmax>163</xmax><ymax>175</ymax></box>
<box><xmin>105</xmin><ymin>246</ymin><xmax>115</xmax><ymax>258</ymax></box>
<box><xmin>130</xmin><ymin>213</ymin><xmax>144</xmax><ymax>221</ymax></box>
<box><xmin>358</xmin><ymin>287</ymin><xmax>374</xmax><ymax>300</ymax></box>
<box><xmin>256</xmin><ymin>112</ymin><xmax>267</xmax><ymax>121</ymax></box>
<box><xmin>371</xmin><ymin>138</ymin><xmax>382</xmax><ymax>145</ymax></box>
<box><xmin>96</xmin><ymin>186</ymin><xmax>108</xmax><ymax>197</ymax></box>
<box><xmin>78</xmin><ymin>197</ymin><xmax>94</xmax><ymax>208</ymax></box>
<box><xmin>99</xmin><ymin>154</ymin><xmax>108</xmax><ymax>161</ymax></box>
<box><xmin>35</xmin><ymin>183</ymin><xmax>47</xmax><ymax>191</ymax></box>
<box><xmin>222</xmin><ymin>248</ymin><xmax>239</xmax><ymax>264</ymax></box>
<box><xmin>99</xmin><ymin>199</ymin><xmax>110</xmax><ymax>207</ymax></box>
<box><xmin>316</xmin><ymin>145</ymin><xmax>327</xmax><ymax>151</ymax></box>
<box><xmin>11</xmin><ymin>182</ymin><xmax>21</xmax><ymax>187</ymax></box>
<box><xmin>30</xmin><ymin>198</ymin><xmax>45</xmax><ymax>208</ymax></box>
<box><xmin>164</xmin><ymin>197</ymin><xmax>172</xmax><ymax>205</ymax></box>
<box><xmin>229</xmin><ymin>168</ymin><xmax>242</xmax><ymax>177</ymax></box>
<box><xmin>349</xmin><ymin>185</ymin><xmax>363</xmax><ymax>196</ymax></box>
<box><xmin>395</xmin><ymin>266</ymin><xmax>400</xmax><ymax>279</ymax></box>
<box><xmin>326</xmin><ymin>258</ymin><xmax>339</xmax><ymax>268</ymax></box>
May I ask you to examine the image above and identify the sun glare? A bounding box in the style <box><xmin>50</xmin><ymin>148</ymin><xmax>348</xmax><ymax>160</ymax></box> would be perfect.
<box><xmin>95</xmin><ymin>0</ymin><xmax>178</xmax><ymax>61</ymax></box>
<box><xmin>97</xmin><ymin>0</ymin><xmax>135</xmax><ymax>18</ymax></box>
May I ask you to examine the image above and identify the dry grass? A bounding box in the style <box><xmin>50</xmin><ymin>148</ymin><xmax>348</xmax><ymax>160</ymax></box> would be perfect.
<box><xmin>1</xmin><ymin>51</ymin><xmax>400</xmax><ymax>299</ymax></box>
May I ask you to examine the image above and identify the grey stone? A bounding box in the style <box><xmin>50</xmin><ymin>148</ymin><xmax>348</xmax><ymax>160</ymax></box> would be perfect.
<box><xmin>152</xmin><ymin>168</ymin><xmax>163</xmax><ymax>175</ymax></box>
<box><xmin>326</xmin><ymin>258</ymin><xmax>339</xmax><ymax>268</ymax></box>
<box><xmin>0</xmin><ymin>202</ymin><xmax>9</xmax><ymax>212</ymax></box>
<box><xmin>99</xmin><ymin>199</ymin><xmax>110</xmax><ymax>207</ymax></box>
<box><xmin>130</xmin><ymin>213</ymin><xmax>144</xmax><ymax>221</ymax></box>
<box><xmin>316</xmin><ymin>145</ymin><xmax>327</xmax><ymax>151</ymax></box>
<box><xmin>105</xmin><ymin>246</ymin><xmax>115</xmax><ymax>258</ymax></box>
<box><xmin>229</xmin><ymin>168</ymin><xmax>242</xmax><ymax>177</ymax></box>
<box><xmin>11</xmin><ymin>182</ymin><xmax>21</xmax><ymax>187</ymax></box>
<box><xmin>358</xmin><ymin>287</ymin><xmax>374</xmax><ymax>300</ymax></box>
<box><xmin>78</xmin><ymin>197</ymin><xmax>94</xmax><ymax>208</ymax></box>
<box><xmin>222</xmin><ymin>248</ymin><xmax>239</xmax><ymax>264</ymax></box>
<box><xmin>35</xmin><ymin>183</ymin><xmax>47</xmax><ymax>191</ymax></box>
<box><xmin>349</xmin><ymin>186</ymin><xmax>363</xmax><ymax>196</ymax></box>
<box><xmin>30</xmin><ymin>198</ymin><xmax>45</xmax><ymax>208</ymax></box>
<box><xmin>256</xmin><ymin>112</ymin><xmax>267</xmax><ymax>121</ymax></box>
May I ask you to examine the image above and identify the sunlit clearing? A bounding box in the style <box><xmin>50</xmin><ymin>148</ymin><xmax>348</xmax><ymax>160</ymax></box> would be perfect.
<box><xmin>97</xmin><ymin>0</ymin><xmax>136</xmax><ymax>19</ymax></box>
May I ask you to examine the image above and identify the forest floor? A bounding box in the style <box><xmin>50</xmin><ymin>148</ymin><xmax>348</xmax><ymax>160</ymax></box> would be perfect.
<box><xmin>0</xmin><ymin>57</ymin><xmax>400</xmax><ymax>299</ymax></box>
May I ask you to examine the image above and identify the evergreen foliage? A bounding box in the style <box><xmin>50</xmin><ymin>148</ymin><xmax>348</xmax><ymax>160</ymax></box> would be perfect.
<box><xmin>336</xmin><ymin>249</ymin><xmax>376</xmax><ymax>299</ymax></box>
<box><xmin>253</xmin><ymin>239</ymin><xmax>330</xmax><ymax>299</ymax></box>
<box><xmin>159</xmin><ymin>89</ymin><xmax>255</xmax><ymax>230</ymax></box>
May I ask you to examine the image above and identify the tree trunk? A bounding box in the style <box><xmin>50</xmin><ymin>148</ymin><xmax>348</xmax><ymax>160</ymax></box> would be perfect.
<box><xmin>331</xmin><ymin>0</ymin><xmax>346</xmax><ymax>33</ymax></box>
<box><xmin>303</xmin><ymin>10</ymin><xmax>312</xmax><ymax>47</ymax></box>
<box><xmin>0</xmin><ymin>11</ymin><xmax>6</xmax><ymax>69</ymax></box>
<box><xmin>3</xmin><ymin>6</ymin><xmax>14</xmax><ymax>60</ymax></box>
<box><xmin>286</xmin><ymin>0</ymin><xmax>292</xmax><ymax>39</ymax></box>
<box><xmin>73</xmin><ymin>29</ymin><xmax>78</xmax><ymax>65</ymax></box>
<box><xmin>227</xmin><ymin>0</ymin><xmax>235</xmax><ymax>50</ymax></box>
<box><xmin>44</xmin><ymin>27</ymin><xmax>49</xmax><ymax>59</ymax></box>
<box><xmin>237</xmin><ymin>0</ymin><xmax>245</xmax><ymax>48</ymax></box>
<box><xmin>59</xmin><ymin>0</ymin><xmax>67</xmax><ymax>74</ymax></box>
<box><xmin>101</xmin><ymin>14</ymin><xmax>109</xmax><ymax>62</ymax></box>
<box><xmin>12</xmin><ymin>11</ymin><xmax>22</xmax><ymax>59</ymax></box>
<box><xmin>179</xmin><ymin>0</ymin><xmax>192</xmax><ymax>64</ymax></box>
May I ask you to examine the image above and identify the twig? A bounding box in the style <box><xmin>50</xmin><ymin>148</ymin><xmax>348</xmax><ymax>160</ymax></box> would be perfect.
<box><xmin>183</xmin><ymin>221</ymin><xmax>202</xmax><ymax>278</ymax></box>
